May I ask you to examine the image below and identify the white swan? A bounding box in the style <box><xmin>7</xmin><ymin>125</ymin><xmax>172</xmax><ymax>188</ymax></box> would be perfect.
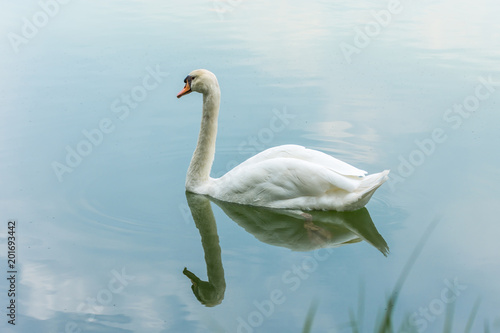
<box><xmin>177</xmin><ymin>69</ymin><xmax>389</xmax><ymax>211</ymax></box>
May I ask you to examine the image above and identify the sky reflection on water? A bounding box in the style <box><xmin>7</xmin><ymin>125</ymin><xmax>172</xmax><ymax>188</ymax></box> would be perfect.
<box><xmin>1</xmin><ymin>0</ymin><xmax>500</xmax><ymax>332</ymax></box>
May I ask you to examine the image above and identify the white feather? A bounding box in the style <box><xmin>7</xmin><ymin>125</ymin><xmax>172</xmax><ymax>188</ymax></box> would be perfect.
<box><xmin>179</xmin><ymin>69</ymin><xmax>389</xmax><ymax>211</ymax></box>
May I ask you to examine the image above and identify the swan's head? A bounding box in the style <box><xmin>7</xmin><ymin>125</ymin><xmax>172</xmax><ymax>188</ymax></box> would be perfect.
<box><xmin>183</xmin><ymin>267</ymin><xmax>223</xmax><ymax>307</ymax></box>
<box><xmin>177</xmin><ymin>69</ymin><xmax>219</xmax><ymax>98</ymax></box>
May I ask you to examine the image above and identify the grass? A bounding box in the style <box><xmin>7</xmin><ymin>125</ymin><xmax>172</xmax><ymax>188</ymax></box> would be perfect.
<box><xmin>302</xmin><ymin>299</ymin><xmax>320</xmax><ymax>333</ymax></box>
<box><xmin>375</xmin><ymin>217</ymin><xmax>440</xmax><ymax>333</ymax></box>
<box><xmin>301</xmin><ymin>216</ymin><xmax>491</xmax><ymax>333</ymax></box>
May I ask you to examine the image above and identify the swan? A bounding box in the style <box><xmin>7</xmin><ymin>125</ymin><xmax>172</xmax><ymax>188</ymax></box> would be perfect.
<box><xmin>177</xmin><ymin>69</ymin><xmax>389</xmax><ymax>211</ymax></box>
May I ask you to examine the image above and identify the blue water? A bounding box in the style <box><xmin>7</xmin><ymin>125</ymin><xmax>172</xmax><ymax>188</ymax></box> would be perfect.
<box><xmin>1</xmin><ymin>0</ymin><xmax>500</xmax><ymax>332</ymax></box>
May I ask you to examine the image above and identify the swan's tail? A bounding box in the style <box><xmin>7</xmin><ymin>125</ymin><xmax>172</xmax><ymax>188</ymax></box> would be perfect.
<box><xmin>359</xmin><ymin>170</ymin><xmax>390</xmax><ymax>193</ymax></box>
<box><xmin>343</xmin><ymin>170</ymin><xmax>390</xmax><ymax>211</ymax></box>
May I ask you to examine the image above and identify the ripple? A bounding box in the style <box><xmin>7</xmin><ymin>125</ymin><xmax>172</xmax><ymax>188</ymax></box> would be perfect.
<box><xmin>62</xmin><ymin>151</ymin><xmax>186</xmax><ymax>236</ymax></box>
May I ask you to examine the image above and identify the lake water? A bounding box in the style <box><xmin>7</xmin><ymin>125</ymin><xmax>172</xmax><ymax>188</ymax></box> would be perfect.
<box><xmin>1</xmin><ymin>0</ymin><xmax>500</xmax><ymax>332</ymax></box>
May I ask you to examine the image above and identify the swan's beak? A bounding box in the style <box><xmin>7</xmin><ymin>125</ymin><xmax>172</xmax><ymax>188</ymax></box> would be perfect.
<box><xmin>177</xmin><ymin>77</ymin><xmax>192</xmax><ymax>98</ymax></box>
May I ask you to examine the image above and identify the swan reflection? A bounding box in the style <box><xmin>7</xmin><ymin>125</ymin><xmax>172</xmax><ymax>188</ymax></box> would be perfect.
<box><xmin>183</xmin><ymin>193</ymin><xmax>226</xmax><ymax>307</ymax></box>
<box><xmin>183</xmin><ymin>192</ymin><xmax>388</xmax><ymax>306</ymax></box>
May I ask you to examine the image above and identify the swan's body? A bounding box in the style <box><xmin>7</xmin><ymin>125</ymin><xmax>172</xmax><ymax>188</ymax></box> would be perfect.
<box><xmin>177</xmin><ymin>69</ymin><xmax>389</xmax><ymax>211</ymax></box>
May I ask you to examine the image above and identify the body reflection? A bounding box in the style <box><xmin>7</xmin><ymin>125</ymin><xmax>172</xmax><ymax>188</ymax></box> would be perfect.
<box><xmin>183</xmin><ymin>192</ymin><xmax>388</xmax><ymax>306</ymax></box>
<box><xmin>211</xmin><ymin>197</ymin><xmax>389</xmax><ymax>255</ymax></box>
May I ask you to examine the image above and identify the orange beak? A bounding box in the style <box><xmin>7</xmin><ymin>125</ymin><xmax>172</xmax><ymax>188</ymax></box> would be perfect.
<box><xmin>177</xmin><ymin>81</ymin><xmax>192</xmax><ymax>98</ymax></box>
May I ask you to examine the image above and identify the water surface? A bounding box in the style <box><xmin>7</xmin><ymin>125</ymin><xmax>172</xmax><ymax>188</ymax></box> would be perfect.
<box><xmin>1</xmin><ymin>0</ymin><xmax>500</xmax><ymax>332</ymax></box>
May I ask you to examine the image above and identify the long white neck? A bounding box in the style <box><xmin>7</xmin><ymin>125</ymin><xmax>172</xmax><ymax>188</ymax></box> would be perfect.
<box><xmin>186</xmin><ymin>86</ymin><xmax>221</xmax><ymax>191</ymax></box>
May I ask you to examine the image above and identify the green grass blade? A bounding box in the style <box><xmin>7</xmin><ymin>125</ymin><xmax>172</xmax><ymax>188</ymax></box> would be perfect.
<box><xmin>356</xmin><ymin>279</ymin><xmax>365</xmax><ymax>329</ymax></box>
<box><xmin>348</xmin><ymin>307</ymin><xmax>360</xmax><ymax>333</ymax></box>
<box><xmin>302</xmin><ymin>299</ymin><xmax>320</xmax><ymax>333</ymax></box>
<box><xmin>464</xmin><ymin>297</ymin><xmax>481</xmax><ymax>333</ymax></box>
<box><xmin>376</xmin><ymin>216</ymin><xmax>441</xmax><ymax>333</ymax></box>
<box><xmin>443</xmin><ymin>300</ymin><xmax>455</xmax><ymax>333</ymax></box>
<box><xmin>483</xmin><ymin>318</ymin><xmax>490</xmax><ymax>333</ymax></box>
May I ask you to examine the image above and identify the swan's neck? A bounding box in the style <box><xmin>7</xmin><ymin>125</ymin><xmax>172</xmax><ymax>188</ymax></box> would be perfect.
<box><xmin>186</xmin><ymin>87</ymin><xmax>220</xmax><ymax>191</ymax></box>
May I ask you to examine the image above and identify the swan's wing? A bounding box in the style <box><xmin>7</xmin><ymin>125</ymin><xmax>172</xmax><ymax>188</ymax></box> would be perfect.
<box><xmin>235</xmin><ymin>144</ymin><xmax>367</xmax><ymax>177</ymax></box>
<box><xmin>209</xmin><ymin>157</ymin><xmax>364</xmax><ymax>208</ymax></box>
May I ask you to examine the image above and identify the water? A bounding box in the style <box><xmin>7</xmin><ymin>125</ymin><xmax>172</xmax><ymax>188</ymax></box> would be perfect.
<box><xmin>1</xmin><ymin>0</ymin><xmax>500</xmax><ymax>332</ymax></box>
